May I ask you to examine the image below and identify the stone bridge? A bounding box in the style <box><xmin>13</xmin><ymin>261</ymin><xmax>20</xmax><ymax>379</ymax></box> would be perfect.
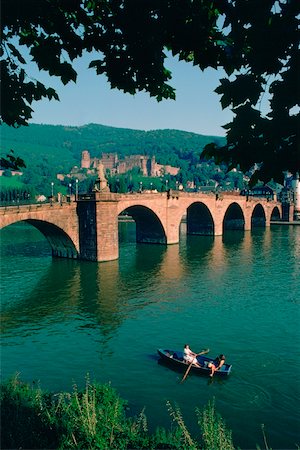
<box><xmin>0</xmin><ymin>191</ymin><xmax>284</xmax><ymax>262</ymax></box>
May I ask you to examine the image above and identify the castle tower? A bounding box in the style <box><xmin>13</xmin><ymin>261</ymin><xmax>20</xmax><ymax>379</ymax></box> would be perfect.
<box><xmin>150</xmin><ymin>156</ymin><xmax>156</xmax><ymax>177</ymax></box>
<box><xmin>140</xmin><ymin>157</ymin><xmax>147</xmax><ymax>176</ymax></box>
<box><xmin>81</xmin><ymin>150</ymin><xmax>91</xmax><ymax>169</ymax></box>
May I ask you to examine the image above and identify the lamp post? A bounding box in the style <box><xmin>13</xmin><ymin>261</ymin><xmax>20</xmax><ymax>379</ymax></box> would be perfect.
<box><xmin>69</xmin><ymin>183</ymin><xmax>72</xmax><ymax>200</ymax></box>
<box><xmin>166</xmin><ymin>179</ymin><xmax>168</xmax><ymax>191</ymax></box>
<box><xmin>75</xmin><ymin>179</ymin><xmax>79</xmax><ymax>200</ymax></box>
<box><xmin>139</xmin><ymin>181</ymin><xmax>143</xmax><ymax>193</ymax></box>
<box><xmin>150</xmin><ymin>182</ymin><xmax>153</xmax><ymax>191</ymax></box>
<box><xmin>176</xmin><ymin>180</ymin><xmax>179</xmax><ymax>191</ymax></box>
<box><xmin>51</xmin><ymin>182</ymin><xmax>54</xmax><ymax>205</ymax></box>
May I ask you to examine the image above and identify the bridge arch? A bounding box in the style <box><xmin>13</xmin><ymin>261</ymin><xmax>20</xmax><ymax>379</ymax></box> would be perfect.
<box><xmin>186</xmin><ymin>202</ymin><xmax>214</xmax><ymax>235</ymax></box>
<box><xmin>223</xmin><ymin>202</ymin><xmax>245</xmax><ymax>231</ymax></box>
<box><xmin>251</xmin><ymin>204</ymin><xmax>266</xmax><ymax>227</ymax></box>
<box><xmin>119</xmin><ymin>205</ymin><xmax>167</xmax><ymax>244</ymax></box>
<box><xmin>1</xmin><ymin>219</ymin><xmax>78</xmax><ymax>259</ymax></box>
<box><xmin>270</xmin><ymin>206</ymin><xmax>281</xmax><ymax>221</ymax></box>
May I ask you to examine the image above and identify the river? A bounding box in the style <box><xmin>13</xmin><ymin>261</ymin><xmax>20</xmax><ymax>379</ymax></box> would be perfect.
<box><xmin>1</xmin><ymin>221</ymin><xmax>299</xmax><ymax>449</ymax></box>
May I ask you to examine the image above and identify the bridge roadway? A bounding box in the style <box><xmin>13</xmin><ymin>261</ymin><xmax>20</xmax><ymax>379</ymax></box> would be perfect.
<box><xmin>0</xmin><ymin>191</ymin><xmax>284</xmax><ymax>262</ymax></box>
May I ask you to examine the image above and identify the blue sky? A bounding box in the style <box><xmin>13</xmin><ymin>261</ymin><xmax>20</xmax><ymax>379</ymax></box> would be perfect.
<box><xmin>29</xmin><ymin>52</ymin><xmax>233</xmax><ymax>137</ymax></box>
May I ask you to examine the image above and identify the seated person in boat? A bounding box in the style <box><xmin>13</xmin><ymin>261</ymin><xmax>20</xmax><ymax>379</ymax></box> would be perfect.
<box><xmin>183</xmin><ymin>344</ymin><xmax>202</xmax><ymax>367</ymax></box>
<box><xmin>207</xmin><ymin>354</ymin><xmax>225</xmax><ymax>377</ymax></box>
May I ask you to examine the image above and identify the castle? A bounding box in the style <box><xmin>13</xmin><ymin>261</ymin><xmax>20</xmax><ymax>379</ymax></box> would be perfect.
<box><xmin>81</xmin><ymin>150</ymin><xmax>180</xmax><ymax>177</ymax></box>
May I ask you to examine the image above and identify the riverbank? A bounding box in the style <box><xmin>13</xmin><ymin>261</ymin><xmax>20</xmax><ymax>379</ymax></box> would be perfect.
<box><xmin>1</xmin><ymin>375</ymin><xmax>235</xmax><ymax>450</ymax></box>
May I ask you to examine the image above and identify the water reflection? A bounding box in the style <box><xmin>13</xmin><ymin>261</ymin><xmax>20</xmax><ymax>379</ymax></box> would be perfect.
<box><xmin>1</xmin><ymin>224</ymin><xmax>168</xmax><ymax>340</ymax></box>
<box><xmin>0</xmin><ymin>222</ymin><xmax>246</xmax><ymax>339</ymax></box>
<box><xmin>1</xmin><ymin>259</ymin><xmax>81</xmax><ymax>335</ymax></box>
<box><xmin>184</xmin><ymin>233</ymin><xmax>215</xmax><ymax>265</ymax></box>
<box><xmin>2</xmin><ymin>222</ymin><xmax>299</xmax><ymax>345</ymax></box>
<box><xmin>222</xmin><ymin>229</ymin><xmax>246</xmax><ymax>251</ymax></box>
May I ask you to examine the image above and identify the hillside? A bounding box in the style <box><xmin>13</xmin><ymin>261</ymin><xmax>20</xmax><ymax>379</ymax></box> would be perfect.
<box><xmin>1</xmin><ymin>123</ymin><xmax>225</xmax><ymax>173</ymax></box>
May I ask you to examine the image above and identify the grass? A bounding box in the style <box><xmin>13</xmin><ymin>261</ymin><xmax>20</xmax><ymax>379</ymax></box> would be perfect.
<box><xmin>0</xmin><ymin>175</ymin><xmax>24</xmax><ymax>188</ymax></box>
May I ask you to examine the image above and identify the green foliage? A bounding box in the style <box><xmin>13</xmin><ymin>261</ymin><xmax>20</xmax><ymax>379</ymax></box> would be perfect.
<box><xmin>0</xmin><ymin>374</ymin><xmax>59</xmax><ymax>449</ymax></box>
<box><xmin>0</xmin><ymin>375</ymin><xmax>153</xmax><ymax>450</ymax></box>
<box><xmin>166</xmin><ymin>401</ymin><xmax>198</xmax><ymax>449</ymax></box>
<box><xmin>201</xmin><ymin>1</ymin><xmax>299</xmax><ymax>184</ymax></box>
<box><xmin>1</xmin><ymin>375</ymin><xmax>238</xmax><ymax>450</ymax></box>
<box><xmin>2</xmin><ymin>375</ymin><xmax>295</xmax><ymax>450</ymax></box>
<box><xmin>197</xmin><ymin>399</ymin><xmax>235</xmax><ymax>450</ymax></box>
<box><xmin>0</xmin><ymin>171</ymin><xmax>23</xmax><ymax>190</ymax></box>
<box><xmin>1</xmin><ymin>123</ymin><xmax>231</xmax><ymax>195</ymax></box>
<box><xmin>1</xmin><ymin>123</ymin><xmax>224</xmax><ymax>167</ymax></box>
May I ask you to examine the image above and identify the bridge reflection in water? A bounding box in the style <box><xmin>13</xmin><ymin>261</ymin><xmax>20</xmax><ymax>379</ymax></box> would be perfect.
<box><xmin>0</xmin><ymin>219</ymin><xmax>275</xmax><ymax>343</ymax></box>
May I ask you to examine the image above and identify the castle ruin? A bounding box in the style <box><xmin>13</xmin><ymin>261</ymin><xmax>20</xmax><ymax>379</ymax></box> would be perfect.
<box><xmin>80</xmin><ymin>151</ymin><xmax>179</xmax><ymax>177</ymax></box>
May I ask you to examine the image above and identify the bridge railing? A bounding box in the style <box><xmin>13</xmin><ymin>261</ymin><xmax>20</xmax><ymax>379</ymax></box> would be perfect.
<box><xmin>0</xmin><ymin>202</ymin><xmax>75</xmax><ymax>214</ymax></box>
<box><xmin>77</xmin><ymin>191</ymin><xmax>219</xmax><ymax>201</ymax></box>
<box><xmin>0</xmin><ymin>190</ymin><xmax>280</xmax><ymax>212</ymax></box>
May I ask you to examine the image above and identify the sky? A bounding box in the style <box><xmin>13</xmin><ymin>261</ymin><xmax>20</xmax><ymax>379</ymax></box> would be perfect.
<box><xmin>28</xmin><ymin>52</ymin><xmax>234</xmax><ymax>137</ymax></box>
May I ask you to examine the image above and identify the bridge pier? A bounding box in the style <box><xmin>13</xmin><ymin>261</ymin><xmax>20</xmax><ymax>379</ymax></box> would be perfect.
<box><xmin>77</xmin><ymin>194</ymin><xmax>119</xmax><ymax>262</ymax></box>
<box><xmin>95</xmin><ymin>200</ymin><xmax>119</xmax><ymax>261</ymax></box>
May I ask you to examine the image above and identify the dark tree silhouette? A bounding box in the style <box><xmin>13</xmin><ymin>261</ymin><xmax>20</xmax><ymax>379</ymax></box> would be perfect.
<box><xmin>1</xmin><ymin>0</ymin><xmax>299</xmax><ymax>183</ymax></box>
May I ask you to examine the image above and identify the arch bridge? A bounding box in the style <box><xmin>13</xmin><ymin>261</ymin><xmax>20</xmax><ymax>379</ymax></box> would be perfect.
<box><xmin>0</xmin><ymin>191</ymin><xmax>284</xmax><ymax>262</ymax></box>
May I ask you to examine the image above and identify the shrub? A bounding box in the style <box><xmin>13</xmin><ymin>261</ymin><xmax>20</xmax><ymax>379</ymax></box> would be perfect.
<box><xmin>1</xmin><ymin>374</ymin><xmax>236</xmax><ymax>450</ymax></box>
<box><xmin>197</xmin><ymin>399</ymin><xmax>235</xmax><ymax>450</ymax></box>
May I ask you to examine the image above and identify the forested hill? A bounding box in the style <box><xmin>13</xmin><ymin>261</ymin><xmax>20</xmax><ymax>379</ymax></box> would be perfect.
<box><xmin>1</xmin><ymin>123</ymin><xmax>225</xmax><ymax>172</ymax></box>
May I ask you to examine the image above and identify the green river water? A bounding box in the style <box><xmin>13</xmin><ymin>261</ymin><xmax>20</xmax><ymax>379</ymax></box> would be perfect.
<box><xmin>1</xmin><ymin>222</ymin><xmax>299</xmax><ymax>449</ymax></box>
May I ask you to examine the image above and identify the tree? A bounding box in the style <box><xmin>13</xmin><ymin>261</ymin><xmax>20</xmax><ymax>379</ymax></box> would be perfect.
<box><xmin>1</xmin><ymin>0</ymin><xmax>299</xmax><ymax>183</ymax></box>
<box><xmin>201</xmin><ymin>1</ymin><xmax>300</xmax><ymax>185</ymax></box>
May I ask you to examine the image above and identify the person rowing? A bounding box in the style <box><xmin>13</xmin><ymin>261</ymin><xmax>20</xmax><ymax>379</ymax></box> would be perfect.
<box><xmin>183</xmin><ymin>344</ymin><xmax>202</xmax><ymax>368</ymax></box>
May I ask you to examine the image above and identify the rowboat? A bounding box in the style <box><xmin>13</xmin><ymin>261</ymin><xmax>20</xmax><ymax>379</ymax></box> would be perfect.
<box><xmin>157</xmin><ymin>348</ymin><xmax>232</xmax><ymax>377</ymax></box>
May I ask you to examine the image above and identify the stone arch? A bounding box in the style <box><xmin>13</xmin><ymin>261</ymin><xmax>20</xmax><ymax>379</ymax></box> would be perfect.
<box><xmin>119</xmin><ymin>205</ymin><xmax>167</xmax><ymax>244</ymax></box>
<box><xmin>3</xmin><ymin>219</ymin><xmax>79</xmax><ymax>259</ymax></box>
<box><xmin>186</xmin><ymin>202</ymin><xmax>215</xmax><ymax>235</ymax></box>
<box><xmin>223</xmin><ymin>202</ymin><xmax>245</xmax><ymax>230</ymax></box>
<box><xmin>251</xmin><ymin>204</ymin><xmax>266</xmax><ymax>227</ymax></box>
<box><xmin>270</xmin><ymin>206</ymin><xmax>281</xmax><ymax>221</ymax></box>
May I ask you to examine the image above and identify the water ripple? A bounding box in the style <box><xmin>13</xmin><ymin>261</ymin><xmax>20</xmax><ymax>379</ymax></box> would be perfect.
<box><xmin>228</xmin><ymin>380</ymin><xmax>272</xmax><ymax>410</ymax></box>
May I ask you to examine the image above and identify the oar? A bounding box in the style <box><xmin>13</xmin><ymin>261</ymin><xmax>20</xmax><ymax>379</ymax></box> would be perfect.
<box><xmin>181</xmin><ymin>348</ymin><xmax>209</xmax><ymax>383</ymax></box>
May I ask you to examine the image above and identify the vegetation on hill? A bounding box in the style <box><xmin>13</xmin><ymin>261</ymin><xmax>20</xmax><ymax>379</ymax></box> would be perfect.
<box><xmin>1</xmin><ymin>122</ymin><xmax>225</xmax><ymax>169</ymax></box>
<box><xmin>1</xmin><ymin>122</ymin><xmax>242</xmax><ymax>200</ymax></box>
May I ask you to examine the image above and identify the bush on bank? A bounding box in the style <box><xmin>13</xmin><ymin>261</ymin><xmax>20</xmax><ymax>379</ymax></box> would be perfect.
<box><xmin>1</xmin><ymin>374</ymin><xmax>235</xmax><ymax>449</ymax></box>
